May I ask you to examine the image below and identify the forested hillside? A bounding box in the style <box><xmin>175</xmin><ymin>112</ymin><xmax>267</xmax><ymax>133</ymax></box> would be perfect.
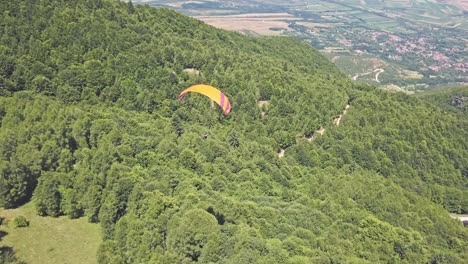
<box><xmin>414</xmin><ymin>86</ymin><xmax>468</xmax><ymax>118</ymax></box>
<box><xmin>1</xmin><ymin>0</ymin><xmax>467</xmax><ymax>263</ymax></box>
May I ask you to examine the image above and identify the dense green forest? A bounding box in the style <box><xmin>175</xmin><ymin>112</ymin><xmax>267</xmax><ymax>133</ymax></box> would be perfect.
<box><xmin>1</xmin><ymin>0</ymin><xmax>467</xmax><ymax>263</ymax></box>
<box><xmin>414</xmin><ymin>86</ymin><xmax>467</xmax><ymax>118</ymax></box>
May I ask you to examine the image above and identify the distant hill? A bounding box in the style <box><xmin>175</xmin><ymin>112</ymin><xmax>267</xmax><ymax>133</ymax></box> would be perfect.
<box><xmin>1</xmin><ymin>0</ymin><xmax>467</xmax><ymax>263</ymax></box>
<box><xmin>414</xmin><ymin>86</ymin><xmax>468</xmax><ymax>116</ymax></box>
<box><xmin>142</xmin><ymin>0</ymin><xmax>468</xmax><ymax>90</ymax></box>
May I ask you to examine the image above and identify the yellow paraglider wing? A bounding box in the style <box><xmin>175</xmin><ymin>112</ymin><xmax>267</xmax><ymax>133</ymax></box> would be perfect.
<box><xmin>178</xmin><ymin>84</ymin><xmax>231</xmax><ymax>115</ymax></box>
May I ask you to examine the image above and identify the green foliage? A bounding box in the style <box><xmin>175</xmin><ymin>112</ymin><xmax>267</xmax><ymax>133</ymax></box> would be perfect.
<box><xmin>414</xmin><ymin>86</ymin><xmax>468</xmax><ymax>117</ymax></box>
<box><xmin>0</xmin><ymin>246</ymin><xmax>25</xmax><ymax>264</ymax></box>
<box><xmin>167</xmin><ymin>209</ymin><xmax>220</xmax><ymax>261</ymax></box>
<box><xmin>0</xmin><ymin>0</ymin><xmax>467</xmax><ymax>263</ymax></box>
<box><xmin>0</xmin><ymin>164</ymin><xmax>36</xmax><ymax>209</ymax></box>
<box><xmin>13</xmin><ymin>216</ymin><xmax>29</xmax><ymax>228</ymax></box>
<box><xmin>34</xmin><ymin>172</ymin><xmax>63</xmax><ymax>217</ymax></box>
<box><xmin>305</xmin><ymin>85</ymin><xmax>468</xmax><ymax>213</ymax></box>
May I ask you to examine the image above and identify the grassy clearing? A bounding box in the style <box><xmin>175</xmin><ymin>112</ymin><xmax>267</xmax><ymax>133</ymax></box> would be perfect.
<box><xmin>0</xmin><ymin>202</ymin><xmax>101</xmax><ymax>264</ymax></box>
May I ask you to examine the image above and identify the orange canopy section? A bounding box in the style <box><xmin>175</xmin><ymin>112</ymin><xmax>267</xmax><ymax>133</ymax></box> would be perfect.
<box><xmin>178</xmin><ymin>84</ymin><xmax>231</xmax><ymax>115</ymax></box>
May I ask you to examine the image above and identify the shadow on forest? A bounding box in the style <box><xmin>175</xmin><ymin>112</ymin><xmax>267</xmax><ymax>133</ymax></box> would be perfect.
<box><xmin>0</xmin><ymin>246</ymin><xmax>18</xmax><ymax>263</ymax></box>
<box><xmin>0</xmin><ymin>230</ymin><xmax>7</xmax><ymax>241</ymax></box>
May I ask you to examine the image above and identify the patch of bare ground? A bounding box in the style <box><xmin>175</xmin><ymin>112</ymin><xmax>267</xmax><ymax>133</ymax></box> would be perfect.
<box><xmin>306</xmin><ymin>127</ymin><xmax>325</xmax><ymax>142</ymax></box>
<box><xmin>257</xmin><ymin>100</ymin><xmax>269</xmax><ymax>107</ymax></box>
<box><xmin>333</xmin><ymin>104</ymin><xmax>350</xmax><ymax>126</ymax></box>
<box><xmin>278</xmin><ymin>148</ymin><xmax>285</xmax><ymax>158</ymax></box>
<box><xmin>450</xmin><ymin>214</ymin><xmax>468</xmax><ymax>222</ymax></box>
<box><xmin>258</xmin><ymin>100</ymin><xmax>269</xmax><ymax>118</ymax></box>
<box><xmin>183</xmin><ymin>68</ymin><xmax>200</xmax><ymax>76</ymax></box>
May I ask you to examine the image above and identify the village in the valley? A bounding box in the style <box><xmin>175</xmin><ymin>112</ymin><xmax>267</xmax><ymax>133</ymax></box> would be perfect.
<box><xmin>141</xmin><ymin>0</ymin><xmax>468</xmax><ymax>90</ymax></box>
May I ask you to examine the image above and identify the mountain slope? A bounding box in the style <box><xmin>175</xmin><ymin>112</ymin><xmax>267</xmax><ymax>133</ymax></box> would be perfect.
<box><xmin>0</xmin><ymin>0</ymin><xmax>467</xmax><ymax>263</ymax></box>
<box><xmin>414</xmin><ymin>86</ymin><xmax>468</xmax><ymax>117</ymax></box>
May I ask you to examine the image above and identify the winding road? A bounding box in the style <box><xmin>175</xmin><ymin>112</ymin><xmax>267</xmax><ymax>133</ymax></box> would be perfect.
<box><xmin>353</xmin><ymin>68</ymin><xmax>384</xmax><ymax>83</ymax></box>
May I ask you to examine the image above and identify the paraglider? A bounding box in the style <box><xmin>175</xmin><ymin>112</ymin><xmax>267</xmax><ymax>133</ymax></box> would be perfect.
<box><xmin>178</xmin><ymin>84</ymin><xmax>231</xmax><ymax>115</ymax></box>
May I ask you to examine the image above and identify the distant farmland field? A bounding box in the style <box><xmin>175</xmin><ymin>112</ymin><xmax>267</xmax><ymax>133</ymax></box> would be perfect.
<box><xmin>196</xmin><ymin>13</ymin><xmax>298</xmax><ymax>35</ymax></box>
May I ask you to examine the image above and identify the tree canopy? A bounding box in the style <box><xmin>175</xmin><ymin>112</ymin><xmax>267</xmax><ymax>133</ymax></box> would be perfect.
<box><xmin>0</xmin><ymin>0</ymin><xmax>467</xmax><ymax>263</ymax></box>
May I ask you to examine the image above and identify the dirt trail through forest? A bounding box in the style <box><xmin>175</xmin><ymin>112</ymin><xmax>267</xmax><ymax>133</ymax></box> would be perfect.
<box><xmin>450</xmin><ymin>214</ymin><xmax>468</xmax><ymax>222</ymax></box>
<box><xmin>278</xmin><ymin>104</ymin><xmax>350</xmax><ymax>157</ymax></box>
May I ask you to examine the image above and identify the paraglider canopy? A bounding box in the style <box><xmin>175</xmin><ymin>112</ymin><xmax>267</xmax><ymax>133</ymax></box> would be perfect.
<box><xmin>178</xmin><ymin>84</ymin><xmax>231</xmax><ymax>115</ymax></box>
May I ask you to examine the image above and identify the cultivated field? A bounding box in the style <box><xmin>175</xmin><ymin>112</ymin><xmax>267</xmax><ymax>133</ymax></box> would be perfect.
<box><xmin>196</xmin><ymin>13</ymin><xmax>298</xmax><ymax>35</ymax></box>
<box><xmin>400</xmin><ymin>69</ymin><xmax>424</xmax><ymax>80</ymax></box>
